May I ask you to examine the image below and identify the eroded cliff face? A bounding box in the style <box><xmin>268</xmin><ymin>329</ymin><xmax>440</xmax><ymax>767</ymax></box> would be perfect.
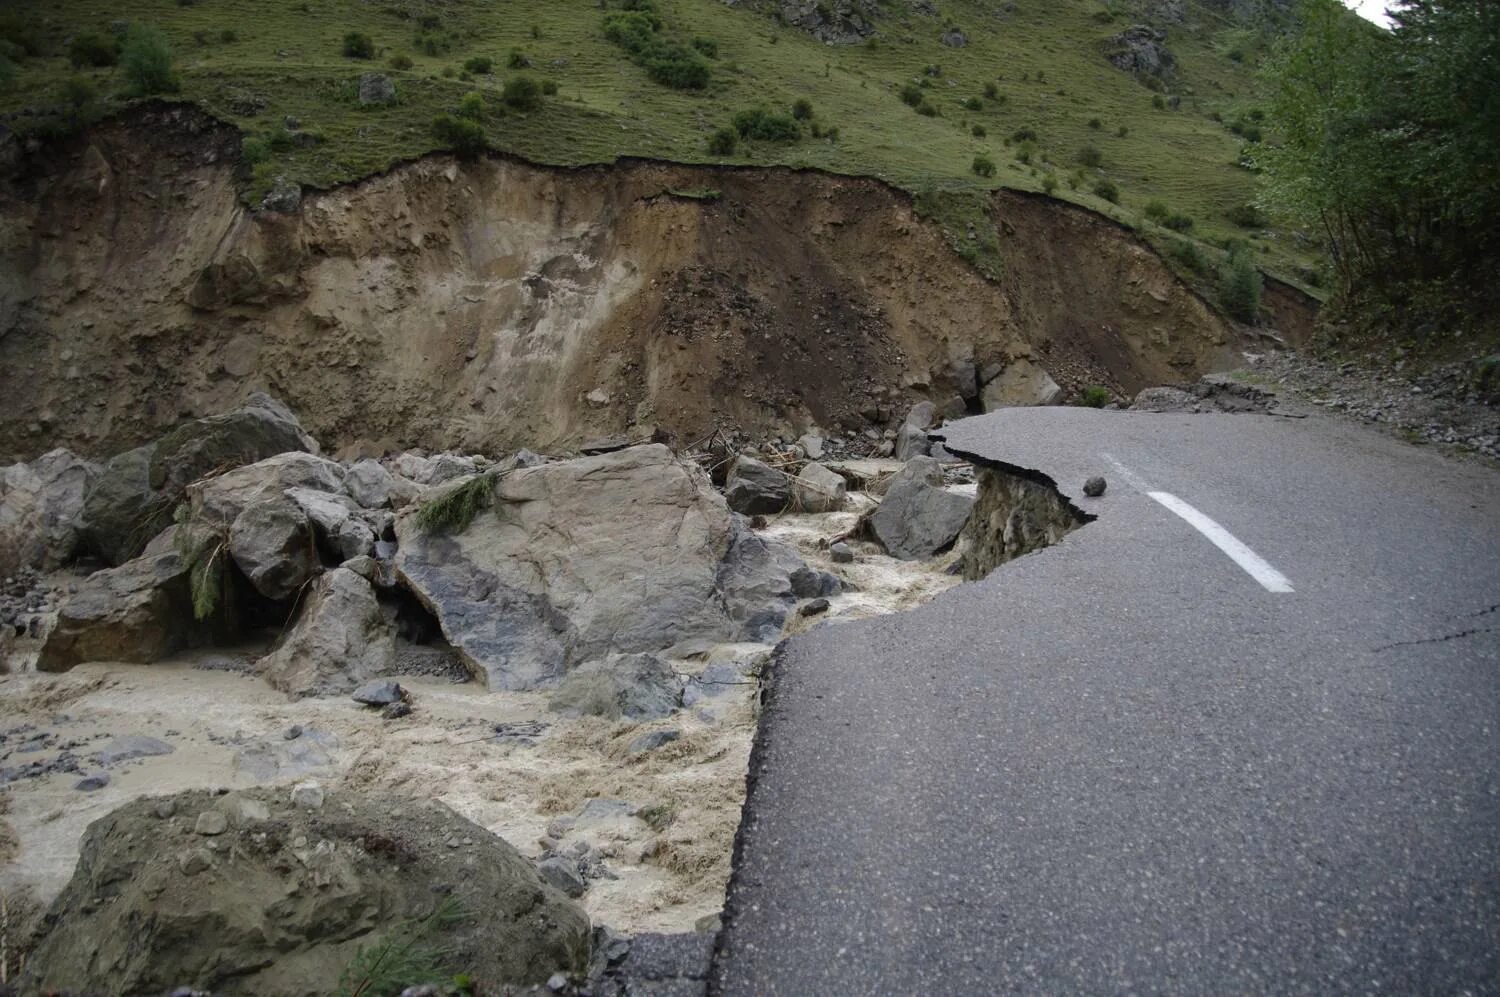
<box><xmin>0</xmin><ymin>106</ymin><xmax>1284</xmax><ymax>462</ymax></box>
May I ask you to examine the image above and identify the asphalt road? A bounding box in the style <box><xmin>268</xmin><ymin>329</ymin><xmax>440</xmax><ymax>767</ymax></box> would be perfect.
<box><xmin>711</xmin><ymin>408</ymin><xmax>1500</xmax><ymax>994</ymax></box>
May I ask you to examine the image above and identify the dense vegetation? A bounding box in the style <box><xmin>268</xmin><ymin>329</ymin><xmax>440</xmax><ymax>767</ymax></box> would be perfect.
<box><xmin>1258</xmin><ymin>0</ymin><xmax>1499</xmax><ymax>342</ymax></box>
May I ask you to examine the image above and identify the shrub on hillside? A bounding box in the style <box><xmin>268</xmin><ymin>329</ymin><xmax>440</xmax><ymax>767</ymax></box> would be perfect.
<box><xmin>1163</xmin><ymin>213</ymin><xmax>1194</xmax><ymax>232</ymax></box>
<box><xmin>1011</xmin><ymin>126</ymin><xmax>1037</xmax><ymax>142</ymax></box>
<box><xmin>972</xmin><ymin>154</ymin><xmax>996</xmax><ymax>178</ymax></box>
<box><xmin>1226</xmin><ymin>202</ymin><xmax>1266</xmax><ymax>228</ymax></box>
<box><xmin>1218</xmin><ymin>247</ymin><xmax>1262</xmax><ymax>322</ymax></box>
<box><xmin>1117</xmin><ymin>125</ymin><xmax>1129</xmax><ymax>137</ymax></box>
<box><xmin>916</xmin><ymin>101</ymin><xmax>938</xmax><ymax>117</ymax></box>
<box><xmin>732</xmin><ymin>107</ymin><xmax>800</xmax><ymax>142</ymax></box>
<box><xmin>457</xmin><ymin>91</ymin><xmax>484</xmax><ymax>120</ymax></box>
<box><xmin>691</xmin><ymin>37</ymin><xmax>717</xmax><ymax>57</ymax></box>
<box><xmin>502</xmin><ymin>75</ymin><xmax>541</xmax><ymax>111</ymax></box>
<box><xmin>983</xmin><ymin>81</ymin><xmax>998</xmax><ymax>100</ymax></box>
<box><xmin>1042</xmin><ymin>173</ymin><xmax>1058</xmax><ymax>194</ymax></box>
<box><xmin>122</xmin><ymin>25</ymin><xmax>179</xmax><ymax>95</ymax></box>
<box><xmin>1144</xmin><ymin>199</ymin><xmax>1170</xmax><ymax>223</ymax></box>
<box><xmin>899</xmin><ymin>82</ymin><xmax>923</xmax><ymax>107</ymax></box>
<box><xmin>432</xmin><ymin>113</ymin><xmax>485</xmax><ymax>156</ymax></box>
<box><xmin>1088</xmin><ymin>117</ymin><xmax>1101</xmax><ymax>130</ymax></box>
<box><xmin>1167</xmin><ymin>238</ymin><xmax>1211</xmax><ymax>275</ymax></box>
<box><xmin>707</xmin><ymin>127</ymin><xmax>737</xmax><ymax>155</ymax></box>
<box><xmin>388</xmin><ymin>52</ymin><xmax>412</xmax><ymax>70</ymax></box>
<box><xmin>241</xmin><ymin>135</ymin><xmax>270</xmax><ymax>165</ymax></box>
<box><xmin>69</xmin><ymin>30</ymin><xmax>120</xmax><ymax>68</ymax></box>
<box><xmin>1092</xmin><ymin>178</ymin><xmax>1119</xmax><ymax>203</ymax></box>
<box><xmin>1077</xmin><ymin>144</ymin><xmax>1103</xmax><ymax>167</ymax></box>
<box><xmin>541</xmin><ymin>79</ymin><xmax>558</xmax><ymax>95</ymax></box>
<box><xmin>1078</xmin><ymin>386</ymin><xmax>1111</xmax><ymax>407</ymax></box>
<box><xmin>791</xmin><ymin>98</ymin><xmax>813</xmax><ymax>120</ymax></box>
<box><xmin>602</xmin><ymin>9</ymin><xmax>710</xmax><ymax>90</ymax></box>
<box><xmin>962</xmin><ymin>96</ymin><xmax>982</xmax><ymax>111</ymax></box>
<box><xmin>463</xmin><ymin>55</ymin><xmax>493</xmax><ymax>74</ymax></box>
<box><xmin>342</xmin><ymin>31</ymin><xmax>374</xmax><ymax>59</ymax></box>
<box><xmin>972</xmin><ymin>123</ymin><xmax>986</xmax><ymax>138</ymax></box>
<box><xmin>506</xmin><ymin>49</ymin><xmax>529</xmax><ymax>69</ymax></box>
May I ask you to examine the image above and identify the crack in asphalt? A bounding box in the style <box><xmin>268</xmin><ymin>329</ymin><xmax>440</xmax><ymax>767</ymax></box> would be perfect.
<box><xmin>1372</xmin><ymin>625</ymin><xmax>1499</xmax><ymax>653</ymax></box>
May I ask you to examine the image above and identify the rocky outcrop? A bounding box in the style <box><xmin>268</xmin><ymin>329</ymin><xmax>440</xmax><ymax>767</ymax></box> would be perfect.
<box><xmin>257</xmin><ymin>567</ymin><xmax>396</xmax><ymax>698</ymax></box>
<box><xmin>1104</xmin><ymin>25</ymin><xmax>1176</xmax><ymax>81</ymax></box>
<box><xmin>981</xmin><ymin>358</ymin><xmax>1063</xmax><ymax>410</ymax></box>
<box><xmin>775</xmin><ymin>0</ymin><xmax>879</xmax><ymax>44</ymax></box>
<box><xmin>725</xmin><ymin>456</ymin><xmax>790</xmax><ymax>515</ymax></box>
<box><xmin>0</xmin><ymin>448</ymin><xmax>99</xmax><ymax>576</ymax></box>
<box><xmin>715</xmin><ymin>518</ymin><xmax>805</xmax><ymax>643</ymax></box>
<box><xmin>21</xmin><ymin>788</ymin><xmax>590</xmax><ymax>995</ymax></box>
<box><xmin>78</xmin><ymin>393</ymin><xmax>318</xmax><ymax>565</ymax></box>
<box><xmin>867</xmin><ymin>456</ymin><xmax>975</xmax><ymax>559</ymax></box>
<box><xmin>395</xmin><ymin>445</ymin><xmax>801</xmax><ymax>690</ymax></box>
<box><xmin>548</xmin><ymin>652</ymin><xmax>682</xmax><ymax>721</ymax></box>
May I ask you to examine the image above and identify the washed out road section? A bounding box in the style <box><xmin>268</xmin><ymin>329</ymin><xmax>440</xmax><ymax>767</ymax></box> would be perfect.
<box><xmin>712</xmin><ymin>409</ymin><xmax>1500</xmax><ymax>993</ymax></box>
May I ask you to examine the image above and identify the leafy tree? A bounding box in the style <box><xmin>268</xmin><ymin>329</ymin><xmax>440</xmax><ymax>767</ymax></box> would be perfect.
<box><xmin>1218</xmin><ymin>245</ymin><xmax>1263</xmax><ymax>322</ymax></box>
<box><xmin>502</xmin><ymin>75</ymin><xmax>541</xmax><ymax>111</ymax></box>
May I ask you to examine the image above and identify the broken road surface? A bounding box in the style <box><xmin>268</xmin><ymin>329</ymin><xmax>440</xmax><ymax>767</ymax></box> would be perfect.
<box><xmin>712</xmin><ymin>409</ymin><xmax>1500</xmax><ymax>993</ymax></box>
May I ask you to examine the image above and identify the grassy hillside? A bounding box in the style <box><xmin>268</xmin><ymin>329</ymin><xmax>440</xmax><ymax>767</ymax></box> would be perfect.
<box><xmin>0</xmin><ymin>0</ymin><xmax>1322</xmax><ymax>292</ymax></box>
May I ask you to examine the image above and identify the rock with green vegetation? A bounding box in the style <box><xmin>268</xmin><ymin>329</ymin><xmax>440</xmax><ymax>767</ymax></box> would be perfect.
<box><xmin>20</xmin><ymin>788</ymin><xmax>591</xmax><ymax>995</ymax></box>
<box><xmin>257</xmin><ymin>567</ymin><xmax>395</xmax><ymax>698</ymax></box>
<box><xmin>79</xmin><ymin>394</ymin><xmax>318</xmax><ymax>566</ymax></box>
<box><xmin>36</xmin><ymin>524</ymin><xmax>225</xmax><ymax>672</ymax></box>
<box><xmin>396</xmin><ymin>444</ymin><xmax>802</xmax><ymax>690</ymax></box>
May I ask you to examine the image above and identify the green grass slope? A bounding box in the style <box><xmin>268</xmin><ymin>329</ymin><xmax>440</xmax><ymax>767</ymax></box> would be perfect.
<box><xmin>0</xmin><ymin>0</ymin><xmax>1323</xmax><ymax>293</ymax></box>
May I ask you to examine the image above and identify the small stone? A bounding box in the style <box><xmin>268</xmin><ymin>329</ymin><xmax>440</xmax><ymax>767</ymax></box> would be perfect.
<box><xmin>352</xmin><ymin>680</ymin><xmax>404</xmax><ymax>707</ymax></box>
<box><xmin>290</xmin><ymin>781</ymin><xmax>324</xmax><ymax>809</ymax></box>
<box><xmin>178</xmin><ymin>849</ymin><xmax>212</xmax><ymax>876</ymax></box>
<box><xmin>829</xmin><ymin>541</ymin><xmax>854</xmax><ymax>563</ymax></box>
<box><xmin>800</xmin><ymin>598</ymin><xmax>830</xmax><ymax>617</ymax></box>
<box><xmin>381</xmin><ymin>701</ymin><xmax>413</xmax><ymax>720</ymax></box>
<box><xmin>194</xmin><ymin>811</ymin><xmax>228</xmax><ymax>836</ymax></box>
<box><xmin>283</xmin><ymin>724</ymin><xmax>303</xmax><ymax>740</ymax></box>
<box><xmin>1083</xmin><ymin>476</ymin><xmax>1107</xmax><ymax>497</ymax></box>
<box><xmin>154</xmin><ymin>799</ymin><xmax>177</xmax><ymax>819</ymax></box>
<box><xmin>74</xmin><ymin>773</ymin><xmax>109</xmax><ymax>792</ymax></box>
<box><xmin>537</xmin><ymin>856</ymin><xmax>587</xmax><ymax>897</ymax></box>
<box><xmin>547</xmin><ymin>972</ymin><xmax>569</xmax><ymax>992</ymax></box>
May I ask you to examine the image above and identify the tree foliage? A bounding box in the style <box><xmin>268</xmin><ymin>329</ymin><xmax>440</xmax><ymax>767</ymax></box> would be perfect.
<box><xmin>1258</xmin><ymin>0</ymin><xmax>1500</xmax><ymax>312</ymax></box>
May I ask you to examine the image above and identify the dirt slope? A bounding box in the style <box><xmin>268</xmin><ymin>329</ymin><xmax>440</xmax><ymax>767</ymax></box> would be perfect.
<box><xmin>0</xmin><ymin>105</ymin><xmax>1304</xmax><ymax>462</ymax></box>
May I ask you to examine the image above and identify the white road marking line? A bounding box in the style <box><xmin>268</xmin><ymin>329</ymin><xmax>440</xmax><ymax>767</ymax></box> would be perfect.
<box><xmin>1100</xmin><ymin>453</ymin><xmax>1294</xmax><ymax>593</ymax></box>
<box><xmin>1146</xmin><ymin>491</ymin><xmax>1295</xmax><ymax>593</ymax></box>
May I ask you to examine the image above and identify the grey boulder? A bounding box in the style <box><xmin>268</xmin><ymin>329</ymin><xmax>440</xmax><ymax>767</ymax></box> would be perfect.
<box><xmin>548</xmin><ymin>653</ymin><xmax>681</xmax><ymax>721</ymax></box>
<box><xmin>229</xmin><ymin>496</ymin><xmax>317</xmax><ymax>601</ymax></box>
<box><xmin>344</xmin><ymin>458</ymin><xmax>397</xmax><ymax>508</ymax></box>
<box><xmin>791</xmin><ymin>462</ymin><xmax>847</xmax><ymax>513</ymax></box>
<box><xmin>257</xmin><ymin>568</ymin><xmax>396</xmax><ymax>698</ymax></box>
<box><xmin>0</xmin><ymin>448</ymin><xmax>101</xmax><ymax>575</ymax></box>
<box><xmin>981</xmin><ymin>359</ymin><xmax>1063</xmax><ymax>410</ymax></box>
<box><xmin>867</xmin><ymin>456</ymin><xmax>975</xmax><ymax>560</ymax></box>
<box><xmin>895</xmin><ymin>422</ymin><xmax>931</xmax><ymax>461</ymax></box>
<box><xmin>724</xmin><ymin>456</ymin><xmax>789</xmax><ymax>515</ymax></box>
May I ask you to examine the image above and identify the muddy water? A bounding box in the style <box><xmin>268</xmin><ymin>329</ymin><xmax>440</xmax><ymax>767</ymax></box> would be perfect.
<box><xmin>0</xmin><ymin>500</ymin><xmax>961</xmax><ymax>937</ymax></box>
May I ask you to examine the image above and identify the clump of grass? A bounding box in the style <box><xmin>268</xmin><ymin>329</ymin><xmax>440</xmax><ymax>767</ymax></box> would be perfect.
<box><xmin>638</xmin><ymin>803</ymin><xmax>677</xmax><ymax>832</ymax></box>
<box><xmin>1092</xmin><ymin>178</ymin><xmax>1119</xmax><ymax>203</ymax></box>
<box><xmin>502</xmin><ymin>75</ymin><xmax>541</xmax><ymax>111</ymax></box>
<box><xmin>342</xmin><ymin>31</ymin><xmax>374</xmax><ymax>59</ymax></box>
<box><xmin>971</xmin><ymin>154</ymin><xmax>995</xmax><ymax>178</ymax></box>
<box><xmin>1077</xmin><ymin>144</ymin><xmax>1103</xmax><ymax>168</ymax></box>
<box><xmin>1077</xmin><ymin>385</ymin><xmax>1111</xmax><ymax>408</ymax></box>
<box><xmin>791</xmin><ymin>97</ymin><xmax>813</xmax><ymax>120</ymax></box>
<box><xmin>732</xmin><ymin>107</ymin><xmax>799</xmax><ymax>142</ymax></box>
<box><xmin>335</xmin><ymin>898</ymin><xmax>465</xmax><ymax>997</ymax></box>
<box><xmin>463</xmin><ymin>55</ymin><xmax>493</xmax><ymax>74</ymax></box>
<box><xmin>122</xmin><ymin>25</ymin><xmax>179</xmax><ymax>95</ymax></box>
<box><xmin>415</xmin><ymin>474</ymin><xmax>495</xmax><ymax>533</ymax></box>
<box><xmin>971</xmin><ymin>123</ymin><xmax>986</xmax><ymax>138</ymax></box>
<box><xmin>707</xmin><ymin>127</ymin><xmax>736</xmax><ymax>155</ymax></box>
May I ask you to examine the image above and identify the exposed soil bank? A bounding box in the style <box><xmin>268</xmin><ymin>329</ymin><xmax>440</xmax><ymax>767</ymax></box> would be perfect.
<box><xmin>0</xmin><ymin>106</ymin><xmax>1313</xmax><ymax>463</ymax></box>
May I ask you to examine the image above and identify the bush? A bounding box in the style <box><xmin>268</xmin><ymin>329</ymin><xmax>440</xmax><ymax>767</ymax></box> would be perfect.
<box><xmin>463</xmin><ymin>55</ymin><xmax>492</xmax><ymax>74</ymax></box>
<box><xmin>414</xmin><ymin>30</ymin><xmax>451</xmax><ymax>55</ymax></box>
<box><xmin>1092</xmin><ymin>178</ymin><xmax>1119</xmax><ymax>203</ymax></box>
<box><xmin>69</xmin><ymin>30</ymin><xmax>120</xmax><ymax>68</ymax></box>
<box><xmin>791</xmin><ymin>97</ymin><xmax>813</xmax><ymax>120</ymax></box>
<box><xmin>1218</xmin><ymin>248</ymin><xmax>1262</xmax><ymax>322</ymax></box>
<box><xmin>1077</xmin><ymin>144</ymin><xmax>1103</xmax><ymax>167</ymax></box>
<box><xmin>122</xmin><ymin>25</ymin><xmax>179</xmax><ymax>95</ymax></box>
<box><xmin>1163</xmin><ymin>212</ymin><xmax>1194</xmax><ymax>232</ymax></box>
<box><xmin>1015</xmin><ymin>143</ymin><xmax>1034</xmax><ymax>165</ymax></box>
<box><xmin>1144</xmin><ymin>199</ymin><xmax>1170</xmax><ymax>223</ymax></box>
<box><xmin>1226</xmin><ymin>202</ymin><xmax>1266</xmax><ymax>228</ymax></box>
<box><xmin>971</xmin><ymin>123</ymin><xmax>986</xmax><ymax>138</ymax></box>
<box><xmin>506</xmin><ymin>49</ymin><xmax>528</xmax><ymax>69</ymax></box>
<box><xmin>707</xmin><ymin>127</ymin><xmax>736</xmax><ymax>155</ymax></box>
<box><xmin>1152</xmin><ymin>94</ymin><xmax>1166</xmax><ymax>110</ymax></box>
<box><xmin>220</xmin><ymin>29</ymin><xmax>238</xmax><ymax>43</ymax></box>
<box><xmin>732</xmin><ymin>107</ymin><xmax>800</xmax><ymax>142</ymax></box>
<box><xmin>343</xmin><ymin>31</ymin><xmax>374</xmax><ymax>59</ymax></box>
<box><xmin>388</xmin><ymin>52</ymin><xmax>413</xmax><ymax>70</ymax></box>
<box><xmin>972</xmin><ymin>154</ymin><xmax>996</xmax><ymax>178</ymax></box>
<box><xmin>962</xmin><ymin>96</ymin><xmax>982</xmax><ymax>111</ymax></box>
<box><xmin>691</xmin><ymin>37</ymin><xmax>717</xmax><ymax>57</ymax></box>
<box><xmin>1042</xmin><ymin>173</ymin><xmax>1058</xmax><ymax>195</ymax></box>
<box><xmin>1078</xmin><ymin>386</ymin><xmax>1111</xmax><ymax>408</ymax></box>
<box><xmin>602</xmin><ymin>10</ymin><xmax>710</xmax><ymax>90</ymax></box>
<box><xmin>916</xmin><ymin>101</ymin><xmax>938</xmax><ymax>117</ymax></box>
<box><xmin>541</xmin><ymin>79</ymin><xmax>558</xmax><ymax>95</ymax></box>
<box><xmin>1011</xmin><ymin>126</ymin><xmax>1037</xmax><ymax>142</ymax></box>
<box><xmin>502</xmin><ymin>75</ymin><xmax>541</xmax><ymax>111</ymax></box>
<box><xmin>1167</xmin><ymin>238</ymin><xmax>1211</xmax><ymax>275</ymax></box>
<box><xmin>60</xmin><ymin>76</ymin><xmax>97</xmax><ymax>112</ymax></box>
<box><xmin>457</xmin><ymin>91</ymin><xmax>484</xmax><ymax>120</ymax></box>
<box><xmin>1117</xmin><ymin>125</ymin><xmax>1129</xmax><ymax>138</ymax></box>
<box><xmin>432</xmin><ymin>113</ymin><xmax>486</xmax><ymax>156</ymax></box>
<box><xmin>899</xmin><ymin>82</ymin><xmax>923</xmax><ymax>107</ymax></box>
<box><xmin>242</xmin><ymin>135</ymin><xmax>271</xmax><ymax>164</ymax></box>
<box><xmin>1088</xmin><ymin>116</ymin><xmax>1101</xmax><ymax>130</ymax></box>
<box><xmin>983</xmin><ymin>81</ymin><xmax>997</xmax><ymax>100</ymax></box>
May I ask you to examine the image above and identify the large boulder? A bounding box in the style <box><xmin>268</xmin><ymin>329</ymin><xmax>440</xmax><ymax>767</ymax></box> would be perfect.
<box><xmin>80</xmin><ymin>394</ymin><xmax>318</xmax><ymax>565</ymax></box>
<box><xmin>345</xmin><ymin>458</ymin><xmax>397</xmax><ymax>508</ymax></box>
<box><xmin>548</xmin><ymin>652</ymin><xmax>681</xmax><ymax>721</ymax></box>
<box><xmin>1104</xmin><ymin>25</ymin><xmax>1176</xmax><ymax>79</ymax></box>
<box><xmin>395</xmin><ymin>445</ymin><xmax>794</xmax><ymax>690</ymax></box>
<box><xmin>0</xmin><ymin>449</ymin><xmax>101</xmax><ymax>575</ymax></box>
<box><xmin>790</xmin><ymin>461</ymin><xmax>847</xmax><ymax>513</ymax></box>
<box><xmin>285</xmin><ymin>487</ymin><xmax>377</xmax><ymax>561</ymax></box>
<box><xmin>724</xmin><ymin>456</ymin><xmax>790</xmax><ymax>515</ymax></box>
<box><xmin>715</xmin><ymin>519</ymin><xmax>804</xmax><ymax>643</ymax></box>
<box><xmin>36</xmin><ymin>526</ymin><xmax>224</xmax><ymax>672</ymax></box>
<box><xmin>228</xmin><ymin>495</ymin><xmax>317</xmax><ymax>601</ymax></box>
<box><xmin>188</xmin><ymin>451</ymin><xmax>346</xmax><ymax>526</ymax></box>
<box><xmin>867</xmin><ymin>456</ymin><xmax>976</xmax><ymax>560</ymax></box>
<box><xmin>981</xmin><ymin>359</ymin><xmax>1063</xmax><ymax>410</ymax></box>
<box><xmin>257</xmin><ymin>567</ymin><xmax>396</xmax><ymax>698</ymax></box>
<box><xmin>21</xmin><ymin>788</ymin><xmax>591</xmax><ymax>996</ymax></box>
